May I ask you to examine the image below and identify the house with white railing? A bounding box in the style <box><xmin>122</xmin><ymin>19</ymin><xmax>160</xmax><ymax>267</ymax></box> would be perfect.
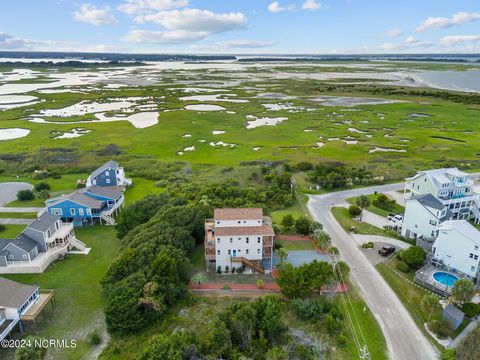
<box><xmin>204</xmin><ymin>208</ymin><xmax>275</xmax><ymax>274</ymax></box>
<box><xmin>0</xmin><ymin>212</ymin><xmax>86</xmax><ymax>274</ymax></box>
<box><xmin>404</xmin><ymin>167</ymin><xmax>480</xmax><ymax>224</ymax></box>
<box><xmin>0</xmin><ymin>277</ymin><xmax>39</xmax><ymax>340</ymax></box>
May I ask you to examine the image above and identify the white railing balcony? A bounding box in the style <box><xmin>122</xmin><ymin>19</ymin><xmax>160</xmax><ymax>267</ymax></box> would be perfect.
<box><xmin>46</xmin><ymin>223</ymin><xmax>74</xmax><ymax>244</ymax></box>
<box><xmin>0</xmin><ymin>315</ymin><xmax>19</xmax><ymax>341</ymax></box>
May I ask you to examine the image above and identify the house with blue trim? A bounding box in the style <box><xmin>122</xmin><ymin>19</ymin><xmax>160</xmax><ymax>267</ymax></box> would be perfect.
<box><xmin>86</xmin><ymin>160</ymin><xmax>132</xmax><ymax>188</ymax></box>
<box><xmin>46</xmin><ymin>186</ymin><xmax>124</xmax><ymax>226</ymax></box>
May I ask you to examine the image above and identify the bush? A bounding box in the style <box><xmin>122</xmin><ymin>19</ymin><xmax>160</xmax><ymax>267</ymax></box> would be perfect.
<box><xmin>399</xmin><ymin>246</ymin><xmax>426</xmax><ymax>269</ymax></box>
<box><xmin>34</xmin><ymin>182</ymin><xmax>50</xmax><ymax>192</ymax></box>
<box><xmin>295</xmin><ymin>216</ymin><xmax>311</xmax><ymax>236</ymax></box>
<box><xmin>396</xmin><ymin>261</ymin><xmax>410</xmax><ymax>273</ymax></box>
<box><xmin>0</xmin><ymin>224</ymin><xmax>5</xmax><ymax>232</ymax></box>
<box><xmin>348</xmin><ymin>205</ymin><xmax>361</xmax><ymax>217</ymax></box>
<box><xmin>217</xmin><ymin>266</ymin><xmax>222</xmax><ymax>274</ymax></box>
<box><xmin>462</xmin><ymin>303</ymin><xmax>480</xmax><ymax>318</ymax></box>
<box><xmin>90</xmin><ymin>330</ymin><xmax>102</xmax><ymax>345</ymax></box>
<box><xmin>16</xmin><ymin>189</ymin><xmax>35</xmax><ymax>201</ymax></box>
<box><xmin>361</xmin><ymin>242</ymin><xmax>374</xmax><ymax>249</ymax></box>
<box><xmin>15</xmin><ymin>336</ymin><xmax>47</xmax><ymax>360</ymax></box>
<box><xmin>441</xmin><ymin>349</ymin><xmax>456</xmax><ymax>360</ymax></box>
<box><xmin>428</xmin><ymin>318</ymin><xmax>453</xmax><ymax>339</ymax></box>
<box><xmin>256</xmin><ymin>279</ymin><xmax>264</xmax><ymax>289</ymax></box>
<box><xmin>281</xmin><ymin>214</ymin><xmax>295</xmax><ymax>229</ymax></box>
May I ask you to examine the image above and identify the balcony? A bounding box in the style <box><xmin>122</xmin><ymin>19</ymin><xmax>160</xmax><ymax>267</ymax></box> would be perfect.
<box><xmin>0</xmin><ymin>315</ymin><xmax>19</xmax><ymax>341</ymax></box>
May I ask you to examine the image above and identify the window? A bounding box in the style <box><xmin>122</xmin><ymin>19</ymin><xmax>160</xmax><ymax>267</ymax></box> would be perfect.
<box><xmin>471</xmin><ymin>266</ymin><xmax>476</xmax><ymax>272</ymax></box>
<box><xmin>429</xmin><ymin>220</ymin><xmax>437</xmax><ymax>226</ymax></box>
<box><xmin>469</xmin><ymin>253</ymin><xmax>474</xmax><ymax>259</ymax></box>
<box><xmin>246</xmin><ymin>237</ymin><xmax>249</xmax><ymax>243</ymax></box>
<box><xmin>475</xmin><ymin>246</ymin><xmax>479</xmax><ymax>251</ymax></box>
<box><xmin>246</xmin><ymin>249</ymin><xmax>249</xmax><ymax>254</ymax></box>
<box><xmin>228</xmin><ymin>250</ymin><xmax>231</xmax><ymax>255</ymax></box>
<box><xmin>70</xmin><ymin>208</ymin><xmax>76</xmax><ymax>216</ymax></box>
<box><xmin>216</xmin><ymin>221</ymin><xmax>220</xmax><ymax>225</ymax></box>
<box><xmin>55</xmin><ymin>222</ymin><xmax>59</xmax><ymax>230</ymax></box>
<box><xmin>106</xmin><ymin>179</ymin><xmax>111</xmax><ymax>184</ymax></box>
<box><xmin>475</xmin><ymin>255</ymin><xmax>478</xmax><ymax>260</ymax></box>
<box><xmin>22</xmin><ymin>254</ymin><xmax>28</xmax><ymax>260</ymax></box>
<box><xmin>105</xmin><ymin>171</ymin><xmax>109</xmax><ymax>176</ymax></box>
<box><xmin>230</xmin><ymin>238</ymin><xmax>233</xmax><ymax>243</ymax></box>
<box><xmin>257</xmin><ymin>249</ymin><xmax>261</xmax><ymax>254</ymax></box>
<box><xmin>257</xmin><ymin>237</ymin><xmax>261</xmax><ymax>243</ymax></box>
<box><xmin>52</xmin><ymin>208</ymin><xmax>62</xmax><ymax>216</ymax></box>
<box><xmin>238</xmin><ymin>221</ymin><xmax>241</xmax><ymax>224</ymax></box>
<box><xmin>238</xmin><ymin>249</ymin><xmax>241</xmax><ymax>253</ymax></box>
<box><xmin>86</xmin><ymin>209</ymin><xmax>91</xmax><ymax>215</ymax></box>
<box><xmin>217</xmin><ymin>238</ymin><xmax>220</xmax><ymax>244</ymax></box>
<box><xmin>47</xmin><ymin>230</ymin><xmax>51</xmax><ymax>238</ymax></box>
<box><xmin>78</xmin><ymin>208</ymin><xmax>84</xmax><ymax>216</ymax></box>
<box><xmin>9</xmin><ymin>254</ymin><xmax>13</xmax><ymax>260</ymax></box>
<box><xmin>217</xmin><ymin>250</ymin><xmax>220</xmax><ymax>255</ymax></box>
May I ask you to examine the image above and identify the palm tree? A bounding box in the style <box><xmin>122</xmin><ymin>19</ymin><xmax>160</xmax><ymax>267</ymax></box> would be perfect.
<box><xmin>420</xmin><ymin>295</ymin><xmax>441</xmax><ymax>322</ymax></box>
<box><xmin>452</xmin><ymin>279</ymin><xmax>475</xmax><ymax>306</ymax></box>
<box><xmin>356</xmin><ymin>195</ymin><xmax>371</xmax><ymax>222</ymax></box>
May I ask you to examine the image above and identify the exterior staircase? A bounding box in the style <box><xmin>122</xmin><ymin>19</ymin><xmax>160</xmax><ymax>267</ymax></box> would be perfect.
<box><xmin>69</xmin><ymin>237</ymin><xmax>87</xmax><ymax>251</ymax></box>
<box><xmin>232</xmin><ymin>257</ymin><xmax>265</xmax><ymax>274</ymax></box>
<box><xmin>100</xmin><ymin>212</ymin><xmax>115</xmax><ymax>225</ymax></box>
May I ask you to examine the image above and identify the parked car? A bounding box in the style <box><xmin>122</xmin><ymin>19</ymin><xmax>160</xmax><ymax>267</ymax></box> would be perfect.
<box><xmin>378</xmin><ymin>246</ymin><xmax>396</xmax><ymax>257</ymax></box>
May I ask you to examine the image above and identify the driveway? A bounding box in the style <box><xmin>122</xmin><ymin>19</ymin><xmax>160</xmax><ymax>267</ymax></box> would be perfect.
<box><xmin>0</xmin><ymin>182</ymin><xmax>33</xmax><ymax>206</ymax></box>
<box><xmin>352</xmin><ymin>234</ymin><xmax>411</xmax><ymax>250</ymax></box>
<box><xmin>308</xmin><ymin>182</ymin><xmax>438</xmax><ymax>360</ymax></box>
<box><xmin>362</xmin><ymin>210</ymin><xmax>389</xmax><ymax>228</ymax></box>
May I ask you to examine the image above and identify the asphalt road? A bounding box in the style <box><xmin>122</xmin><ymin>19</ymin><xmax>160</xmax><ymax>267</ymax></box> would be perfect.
<box><xmin>308</xmin><ymin>182</ymin><xmax>438</xmax><ymax>360</ymax></box>
<box><xmin>0</xmin><ymin>182</ymin><xmax>33</xmax><ymax>206</ymax></box>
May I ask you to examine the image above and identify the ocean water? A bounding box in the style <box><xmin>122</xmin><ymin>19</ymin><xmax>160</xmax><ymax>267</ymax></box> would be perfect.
<box><xmin>416</xmin><ymin>70</ymin><xmax>480</xmax><ymax>93</ymax></box>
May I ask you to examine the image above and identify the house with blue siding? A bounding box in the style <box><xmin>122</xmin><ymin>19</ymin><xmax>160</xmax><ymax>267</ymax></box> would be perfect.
<box><xmin>86</xmin><ymin>160</ymin><xmax>132</xmax><ymax>188</ymax></box>
<box><xmin>46</xmin><ymin>186</ymin><xmax>124</xmax><ymax>226</ymax></box>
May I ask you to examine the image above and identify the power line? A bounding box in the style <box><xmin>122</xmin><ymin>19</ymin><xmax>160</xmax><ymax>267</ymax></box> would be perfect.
<box><xmin>291</xmin><ymin>177</ymin><xmax>371</xmax><ymax>360</ymax></box>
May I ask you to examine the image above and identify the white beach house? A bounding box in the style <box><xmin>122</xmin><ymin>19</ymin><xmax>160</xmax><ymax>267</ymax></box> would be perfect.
<box><xmin>204</xmin><ymin>208</ymin><xmax>275</xmax><ymax>274</ymax></box>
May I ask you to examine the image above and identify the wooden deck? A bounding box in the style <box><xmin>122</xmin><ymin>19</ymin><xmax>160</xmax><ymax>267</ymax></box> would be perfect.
<box><xmin>21</xmin><ymin>290</ymin><xmax>55</xmax><ymax>322</ymax></box>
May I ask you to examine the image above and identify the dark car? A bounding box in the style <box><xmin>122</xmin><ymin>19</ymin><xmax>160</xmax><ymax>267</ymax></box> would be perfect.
<box><xmin>378</xmin><ymin>246</ymin><xmax>395</xmax><ymax>257</ymax></box>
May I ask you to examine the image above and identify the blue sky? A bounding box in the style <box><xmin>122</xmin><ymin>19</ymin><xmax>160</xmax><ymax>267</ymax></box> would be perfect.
<box><xmin>1</xmin><ymin>0</ymin><xmax>480</xmax><ymax>53</ymax></box>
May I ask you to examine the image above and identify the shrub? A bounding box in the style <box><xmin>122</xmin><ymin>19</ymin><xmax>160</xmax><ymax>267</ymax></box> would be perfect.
<box><xmin>396</xmin><ymin>261</ymin><xmax>410</xmax><ymax>273</ymax></box>
<box><xmin>281</xmin><ymin>214</ymin><xmax>295</xmax><ymax>229</ymax></box>
<box><xmin>361</xmin><ymin>242</ymin><xmax>374</xmax><ymax>249</ymax></box>
<box><xmin>217</xmin><ymin>266</ymin><xmax>222</xmax><ymax>274</ymax></box>
<box><xmin>348</xmin><ymin>205</ymin><xmax>361</xmax><ymax>217</ymax></box>
<box><xmin>462</xmin><ymin>303</ymin><xmax>480</xmax><ymax>318</ymax></box>
<box><xmin>17</xmin><ymin>189</ymin><xmax>35</xmax><ymax>201</ymax></box>
<box><xmin>428</xmin><ymin>318</ymin><xmax>453</xmax><ymax>339</ymax></box>
<box><xmin>0</xmin><ymin>224</ymin><xmax>5</xmax><ymax>232</ymax></box>
<box><xmin>295</xmin><ymin>216</ymin><xmax>311</xmax><ymax>236</ymax></box>
<box><xmin>225</xmin><ymin>266</ymin><xmax>230</xmax><ymax>274</ymax></box>
<box><xmin>90</xmin><ymin>330</ymin><xmax>102</xmax><ymax>345</ymax></box>
<box><xmin>256</xmin><ymin>279</ymin><xmax>264</xmax><ymax>289</ymax></box>
<box><xmin>441</xmin><ymin>349</ymin><xmax>456</xmax><ymax>360</ymax></box>
<box><xmin>34</xmin><ymin>182</ymin><xmax>50</xmax><ymax>192</ymax></box>
<box><xmin>222</xmin><ymin>284</ymin><xmax>231</xmax><ymax>290</ymax></box>
<box><xmin>400</xmin><ymin>246</ymin><xmax>426</xmax><ymax>269</ymax></box>
<box><xmin>15</xmin><ymin>336</ymin><xmax>47</xmax><ymax>360</ymax></box>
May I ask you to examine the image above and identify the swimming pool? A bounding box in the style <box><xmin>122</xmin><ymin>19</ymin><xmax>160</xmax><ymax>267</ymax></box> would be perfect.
<box><xmin>433</xmin><ymin>271</ymin><xmax>459</xmax><ymax>287</ymax></box>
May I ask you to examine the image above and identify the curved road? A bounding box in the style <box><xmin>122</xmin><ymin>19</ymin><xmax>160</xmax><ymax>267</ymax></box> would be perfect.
<box><xmin>308</xmin><ymin>182</ymin><xmax>437</xmax><ymax>360</ymax></box>
<box><xmin>0</xmin><ymin>182</ymin><xmax>33</xmax><ymax>206</ymax></box>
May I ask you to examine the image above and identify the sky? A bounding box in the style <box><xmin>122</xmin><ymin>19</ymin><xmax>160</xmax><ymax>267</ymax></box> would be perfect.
<box><xmin>1</xmin><ymin>0</ymin><xmax>480</xmax><ymax>54</ymax></box>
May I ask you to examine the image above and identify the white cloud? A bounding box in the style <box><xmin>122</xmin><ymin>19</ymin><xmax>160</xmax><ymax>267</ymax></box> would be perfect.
<box><xmin>381</xmin><ymin>36</ymin><xmax>433</xmax><ymax>51</ymax></box>
<box><xmin>268</xmin><ymin>2</ymin><xmax>294</xmax><ymax>13</ymax></box>
<box><xmin>387</xmin><ymin>29</ymin><xmax>403</xmax><ymax>38</ymax></box>
<box><xmin>302</xmin><ymin>0</ymin><xmax>322</xmax><ymax>11</ymax></box>
<box><xmin>417</xmin><ymin>11</ymin><xmax>480</xmax><ymax>32</ymax></box>
<box><xmin>117</xmin><ymin>0</ymin><xmax>188</xmax><ymax>15</ymax></box>
<box><xmin>124</xmin><ymin>29</ymin><xmax>208</xmax><ymax>44</ymax></box>
<box><xmin>441</xmin><ymin>35</ymin><xmax>480</xmax><ymax>46</ymax></box>
<box><xmin>73</xmin><ymin>4</ymin><xmax>118</xmax><ymax>26</ymax></box>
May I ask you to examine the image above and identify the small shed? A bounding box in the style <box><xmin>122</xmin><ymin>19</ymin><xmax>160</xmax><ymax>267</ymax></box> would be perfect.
<box><xmin>442</xmin><ymin>304</ymin><xmax>465</xmax><ymax>330</ymax></box>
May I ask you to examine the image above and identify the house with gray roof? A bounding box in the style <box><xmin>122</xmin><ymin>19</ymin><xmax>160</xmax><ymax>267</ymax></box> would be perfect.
<box><xmin>0</xmin><ymin>212</ymin><xmax>85</xmax><ymax>274</ymax></box>
<box><xmin>45</xmin><ymin>185</ymin><xmax>125</xmax><ymax>226</ymax></box>
<box><xmin>0</xmin><ymin>277</ymin><xmax>39</xmax><ymax>340</ymax></box>
<box><xmin>86</xmin><ymin>160</ymin><xmax>131</xmax><ymax>188</ymax></box>
<box><xmin>401</xmin><ymin>193</ymin><xmax>453</xmax><ymax>247</ymax></box>
<box><xmin>405</xmin><ymin>167</ymin><xmax>480</xmax><ymax>224</ymax></box>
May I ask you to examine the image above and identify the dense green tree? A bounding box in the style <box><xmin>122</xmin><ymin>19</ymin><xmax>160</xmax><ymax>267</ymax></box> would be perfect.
<box><xmin>281</xmin><ymin>214</ymin><xmax>295</xmax><ymax>229</ymax></box>
<box><xmin>313</xmin><ymin>229</ymin><xmax>331</xmax><ymax>249</ymax></box>
<box><xmin>334</xmin><ymin>261</ymin><xmax>350</xmax><ymax>284</ymax></box>
<box><xmin>33</xmin><ymin>182</ymin><xmax>50</xmax><ymax>192</ymax></box>
<box><xmin>420</xmin><ymin>295</ymin><xmax>442</xmax><ymax>322</ymax></box>
<box><xmin>306</xmin><ymin>260</ymin><xmax>334</xmax><ymax>293</ymax></box>
<box><xmin>295</xmin><ymin>216</ymin><xmax>311</xmax><ymax>236</ymax></box>
<box><xmin>399</xmin><ymin>246</ymin><xmax>426</xmax><ymax>269</ymax></box>
<box><xmin>137</xmin><ymin>332</ymin><xmax>198</xmax><ymax>360</ymax></box>
<box><xmin>277</xmin><ymin>264</ymin><xmax>311</xmax><ymax>299</ymax></box>
<box><xmin>348</xmin><ymin>205</ymin><xmax>361</xmax><ymax>217</ymax></box>
<box><xmin>17</xmin><ymin>189</ymin><xmax>34</xmax><ymax>201</ymax></box>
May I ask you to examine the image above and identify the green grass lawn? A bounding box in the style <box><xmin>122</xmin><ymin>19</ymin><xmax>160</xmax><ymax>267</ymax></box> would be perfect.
<box><xmin>271</xmin><ymin>198</ymin><xmax>309</xmax><ymax>225</ymax></box>
<box><xmin>2</xmin><ymin>226</ymin><xmax>120</xmax><ymax>360</ymax></box>
<box><xmin>376</xmin><ymin>257</ymin><xmax>442</xmax><ymax>349</ymax></box>
<box><xmin>190</xmin><ymin>244</ymin><xmax>205</xmax><ymax>272</ymax></box>
<box><xmin>276</xmin><ymin>239</ymin><xmax>314</xmax><ymax>251</ymax></box>
<box><xmin>0</xmin><ymin>212</ymin><xmax>37</xmax><ymax>219</ymax></box>
<box><xmin>124</xmin><ymin>177</ymin><xmax>165</xmax><ymax>205</ymax></box>
<box><xmin>331</xmin><ymin>207</ymin><xmax>388</xmax><ymax>236</ymax></box>
<box><xmin>0</xmin><ymin>224</ymin><xmax>26</xmax><ymax>237</ymax></box>
<box><xmin>347</xmin><ymin>193</ymin><xmax>405</xmax><ymax>217</ymax></box>
<box><xmin>0</xmin><ymin>173</ymin><xmax>86</xmax><ymax>194</ymax></box>
<box><xmin>5</xmin><ymin>198</ymin><xmax>46</xmax><ymax>207</ymax></box>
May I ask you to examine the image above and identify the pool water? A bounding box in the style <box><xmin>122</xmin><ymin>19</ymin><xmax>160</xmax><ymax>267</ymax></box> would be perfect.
<box><xmin>433</xmin><ymin>271</ymin><xmax>459</xmax><ymax>287</ymax></box>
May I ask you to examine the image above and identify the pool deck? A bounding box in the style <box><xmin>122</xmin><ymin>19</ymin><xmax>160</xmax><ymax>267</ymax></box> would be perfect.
<box><xmin>415</xmin><ymin>263</ymin><xmax>467</xmax><ymax>296</ymax></box>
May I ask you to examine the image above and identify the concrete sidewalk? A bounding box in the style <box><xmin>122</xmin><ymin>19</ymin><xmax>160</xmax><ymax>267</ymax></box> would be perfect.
<box><xmin>0</xmin><ymin>218</ymin><xmax>34</xmax><ymax>225</ymax></box>
<box><xmin>0</xmin><ymin>207</ymin><xmax>43</xmax><ymax>212</ymax></box>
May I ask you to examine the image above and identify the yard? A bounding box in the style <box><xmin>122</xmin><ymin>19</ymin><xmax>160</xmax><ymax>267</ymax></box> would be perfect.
<box><xmin>2</xmin><ymin>225</ymin><xmax>120</xmax><ymax>360</ymax></box>
<box><xmin>376</xmin><ymin>257</ymin><xmax>443</xmax><ymax>349</ymax></box>
<box><xmin>124</xmin><ymin>177</ymin><xmax>165</xmax><ymax>204</ymax></box>
<box><xmin>331</xmin><ymin>206</ymin><xmax>389</xmax><ymax>237</ymax></box>
<box><xmin>0</xmin><ymin>224</ymin><xmax>26</xmax><ymax>237</ymax></box>
<box><xmin>276</xmin><ymin>239</ymin><xmax>315</xmax><ymax>251</ymax></box>
<box><xmin>347</xmin><ymin>193</ymin><xmax>405</xmax><ymax>217</ymax></box>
